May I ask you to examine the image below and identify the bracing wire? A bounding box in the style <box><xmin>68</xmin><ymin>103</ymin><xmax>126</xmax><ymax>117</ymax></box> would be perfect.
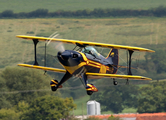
<box><xmin>119</xmin><ymin>54</ymin><xmax>128</xmax><ymax>66</ymax></box>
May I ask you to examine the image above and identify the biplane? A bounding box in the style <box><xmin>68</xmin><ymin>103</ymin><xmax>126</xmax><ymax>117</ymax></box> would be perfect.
<box><xmin>16</xmin><ymin>35</ymin><xmax>155</xmax><ymax>95</ymax></box>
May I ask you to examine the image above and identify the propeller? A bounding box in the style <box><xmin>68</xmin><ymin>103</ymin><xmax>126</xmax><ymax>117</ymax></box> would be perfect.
<box><xmin>46</xmin><ymin>31</ymin><xmax>65</xmax><ymax>52</ymax></box>
<box><xmin>46</xmin><ymin>32</ymin><xmax>82</xmax><ymax>74</ymax></box>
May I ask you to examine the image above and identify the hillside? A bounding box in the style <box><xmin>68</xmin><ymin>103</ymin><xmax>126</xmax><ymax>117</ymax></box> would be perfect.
<box><xmin>1</xmin><ymin>17</ymin><xmax>165</xmax><ymax>69</ymax></box>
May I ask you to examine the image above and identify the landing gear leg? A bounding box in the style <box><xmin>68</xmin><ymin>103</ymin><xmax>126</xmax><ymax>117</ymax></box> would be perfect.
<box><xmin>82</xmin><ymin>73</ymin><xmax>93</xmax><ymax>95</ymax></box>
<box><xmin>113</xmin><ymin>78</ymin><xmax>118</xmax><ymax>85</ymax></box>
<box><xmin>50</xmin><ymin>71</ymin><xmax>72</xmax><ymax>91</ymax></box>
<box><xmin>82</xmin><ymin>73</ymin><xmax>88</xmax><ymax>87</ymax></box>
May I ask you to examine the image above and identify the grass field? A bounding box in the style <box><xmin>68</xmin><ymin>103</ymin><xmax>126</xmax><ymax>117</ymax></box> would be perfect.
<box><xmin>73</xmin><ymin>95</ymin><xmax>90</xmax><ymax>115</ymax></box>
<box><xmin>0</xmin><ymin>0</ymin><xmax>166</xmax><ymax>13</ymax></box>
<box><xmin>73</xmin><ymin>95</ymin><xmax>137</xmax><ymax>115</ymax></box>
<box><xmin>0</xmin><ymin>17</ymin><xmax>166</xmax><ymax>69</ymax></box>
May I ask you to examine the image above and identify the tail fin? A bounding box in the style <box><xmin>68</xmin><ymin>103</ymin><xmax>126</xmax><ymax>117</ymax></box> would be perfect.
<box><xmin>106</xmin><ymin>49</ymin><xmax>119</xmax><ymax>74</ymax></box>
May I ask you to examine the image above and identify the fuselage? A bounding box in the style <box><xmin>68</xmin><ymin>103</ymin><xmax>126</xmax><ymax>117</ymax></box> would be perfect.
<box><xmin>57</xmin><ymin>50</ymin><xmax>116</xmax><ymax>76</ymax></box>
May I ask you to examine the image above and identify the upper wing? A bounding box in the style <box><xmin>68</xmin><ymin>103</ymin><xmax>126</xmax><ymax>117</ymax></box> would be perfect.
<box><xmin>16</xmin><ymin>35</ymin><xmax>155</xmax><ymax>52</ymax></box>
<box><xmin>86</xmin><ymin>72</ymin><xmax>152</xmax><ymax>80</ymax></box>
<box><xmin>18</xmin><ymin>64</ymin><xmax>66</xmax><ymax>73</ymax></box>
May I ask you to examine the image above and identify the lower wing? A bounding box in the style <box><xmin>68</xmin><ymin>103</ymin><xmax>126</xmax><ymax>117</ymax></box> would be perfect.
<box><xmin>86</xmin><ymin>73</ymin><xmax>152</xmax><ymax>80</ymax></box>
<box><xmin>18</xmin><ymin>64</ymin><xmax>151</xmax><ymax>80</ymax></box>
<box><xmin>18</xmin><ymin>64</ymin><xmax>66</xmax><ymax>73</ymax></box>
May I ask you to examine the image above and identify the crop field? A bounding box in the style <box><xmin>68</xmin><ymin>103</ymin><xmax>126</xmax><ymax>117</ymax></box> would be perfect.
<box><xmin>0</xmin><ymin>0</ymin><xmax>166</xmax><ymax>13</ymax></box>
<box><xmin>0</xmin><ymin>17</ymin><xmax>166</xmax><ymax>69</ymax></box>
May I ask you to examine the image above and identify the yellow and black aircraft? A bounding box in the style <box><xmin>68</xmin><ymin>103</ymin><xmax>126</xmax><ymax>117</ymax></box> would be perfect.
<box><xmin>16</xmin><ymin>35</ymin><xmax>155</xmax><ymax>95</ymax></box>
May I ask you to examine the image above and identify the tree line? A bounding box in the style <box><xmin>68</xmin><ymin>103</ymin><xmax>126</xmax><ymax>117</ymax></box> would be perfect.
<box><xmin>1</xmin><ymin>6</ymin><xmax>166</xmax><ymax>18</ymax></box>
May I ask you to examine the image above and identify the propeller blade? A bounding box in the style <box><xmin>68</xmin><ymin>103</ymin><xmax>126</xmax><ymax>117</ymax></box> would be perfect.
<box><xmin>55</xmin><ymin>42</ymin><xmax>65</xmax><ymax>52</ymax></box>
<box><xmin>46</xmin><ymin>32</ymin><xmax>65</xmax><ymax>52</ymax></box>
<box><xmin>46</xmin><ymin>32</ymin><xmax>59</xmax><ymax>46</ymax></box>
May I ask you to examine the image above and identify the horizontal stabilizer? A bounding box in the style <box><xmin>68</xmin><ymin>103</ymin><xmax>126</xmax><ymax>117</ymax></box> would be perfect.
<box><xmin>86</xmin><ymin>73</ymin><xmax>152</xmax><ymax>80</ymax></box>
<box><xmin>18</xmin><ymin>64</ymin><xmax>66</xmax><ymax>73</ymax></box>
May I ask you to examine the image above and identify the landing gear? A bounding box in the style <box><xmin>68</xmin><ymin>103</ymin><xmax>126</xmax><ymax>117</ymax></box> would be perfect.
<box><xmin>113</xmin><ymin>78</ymin><xmax>118</xmax><ymax>85</ymax></box>
<box><xmin>50</xmin><ymin>71</ymin><xmax>72</xmax><ymax>92</ymax></box>
<box><xmin>86</xmin><ymin>83</ymin><xmax>98</xmax><ymax>95</ymax></box>
<box><xmin>87</xmin><ymin>91</ymin><xmax>93</xmax><ymax>95</ymax></box>
<box><xmin>81</xmin><ymin>73</ymin><xmax>98</xmax><ymax>95</ymax></box>
<box><xmin>50</xmin><ymin>79</ymin><xmax>59</xmax><ymax>91</ymax></box>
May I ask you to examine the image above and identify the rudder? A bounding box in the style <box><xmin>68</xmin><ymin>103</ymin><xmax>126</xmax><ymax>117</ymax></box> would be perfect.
<box><xmin>106</xmin><ymin>49</ymin><xmax>119</xmax><ymax>74</ymax></box>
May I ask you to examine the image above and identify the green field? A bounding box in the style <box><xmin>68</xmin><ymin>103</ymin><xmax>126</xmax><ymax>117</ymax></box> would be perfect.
<box><xmin>1</xmin><ymin>17</ymin><xmax>166</xmax><ymax>69</ymax></box>
<box><xmin>73</xmin><ymin>95</ymin><xmax>137</xmax><ymax>115</ymax></box>
<box><xmin>0</xmin><ymin>0</ymin><xmax>166</xmax><ymax>13</ymax></box>
<box><xmin>73</xmin><ymin>95</ymin><xmax>90</xmax><ymax>115</ymax></box>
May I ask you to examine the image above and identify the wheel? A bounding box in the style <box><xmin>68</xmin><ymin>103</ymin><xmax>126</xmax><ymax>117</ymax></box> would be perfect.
<box><xmin>113</xmin><ymin>81</ymin><xmax>118</xmax><ymax>85</ymax></box>
<box><xmin>87</xmin><ymin>91</ymin><xmax>93</xmax><ymax>95</ymax></box>
<box><xmin>51</xmin><ymin>86</ymin><xmax>58</xmax><ymax>91</ymax></box>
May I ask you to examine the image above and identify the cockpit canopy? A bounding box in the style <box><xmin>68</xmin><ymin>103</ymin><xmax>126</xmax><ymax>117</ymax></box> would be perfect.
<box><xmin>81</xmin><ymin>46</ymin><xmax>100</xmax><ymax>57</ymax></box>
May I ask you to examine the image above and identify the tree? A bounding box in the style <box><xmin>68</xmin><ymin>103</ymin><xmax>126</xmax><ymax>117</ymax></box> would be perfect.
<box><xmin>0</xmin><ymin>76</ymin><xmax>12</xmax><ymax>109</ymax></box>
<box><xmin>137</xmin><ymin>48</ymin><xmax>166</xmax><ymax>80</ymax></box>
<box><xmin>0</xmin><ymin>108</ymin><xmax>20</xmax><ymax>120</ymax></box>
<box><xmin>21</xmin><ymin>95</ymin><xmax>76</xmax><ymax>120</ymax></box>
<box><xmin>28</xmin><ymin>9</ymin><xmax>48</xmax><ymax>17</ymax></box>
<box><xmin>14</xmin><ymin>101</ymin><xmax>29</xmax><ymax>114</ymax></box>
<box><xmin>0</xmin><ymin>66</ymin><xmax>60</xmax><ymax>106</ymax></box>
<box><xmin>0</xmin><ymin>101</ymin><xmax>30</xmax><ymax>120</ymax></box>
<box><xmin>108</xmin><ymin>115</ymin><xmax>120</xmax><ymax>120</ymax></box>
<box><xmin>137</xmin><ymin>81</ymin><xmax>166</xmax><ymax>113</ymax></box>
<box><xmin>1</xmin><ymin>10</ymin><xmax>14</xmax><ymax>18</ymax></box>
<box><xmin>90</xmin><ymin>82</ymin><xmax>139</xmax><ymax>113</ymax></box>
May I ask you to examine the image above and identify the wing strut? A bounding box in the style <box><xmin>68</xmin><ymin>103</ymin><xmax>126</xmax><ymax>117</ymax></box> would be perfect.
<box><xmin>33</xmin><ymin>39</ymin><xmax>39</xmax><ymax>65</ymax></box>
<box><xmin>128</xmin><ymin>50</ymin><xmax>134</xmax><ymax>75</ymax></box>
<box><xmin>44</xmin><ymin>42</ymin><xmax>47</xmax><ymax>74</ymax></box>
